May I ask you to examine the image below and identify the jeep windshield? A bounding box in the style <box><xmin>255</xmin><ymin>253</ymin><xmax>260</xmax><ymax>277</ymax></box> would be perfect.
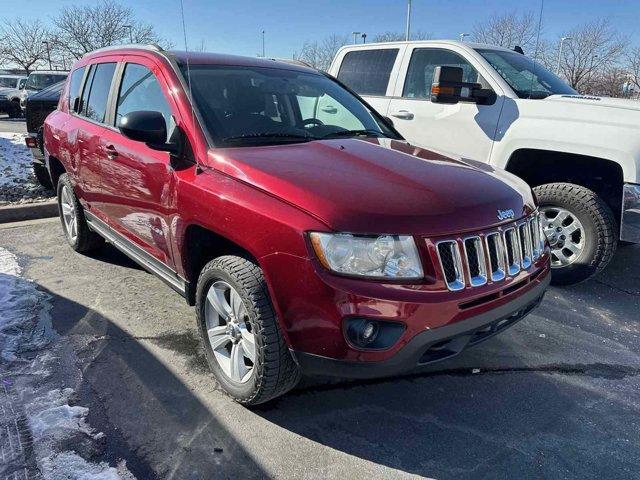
<box><xmin>476</xmin><ymin>49</ymin><xmax>577</xmax><ymax>99</ymax></box>
<box><xmin>181</xmin><ymin>64</ymin><xmax>398</xmax><ymax>147</ymax></box>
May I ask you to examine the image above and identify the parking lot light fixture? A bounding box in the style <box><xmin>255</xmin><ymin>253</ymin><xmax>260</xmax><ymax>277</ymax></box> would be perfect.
<box><xmin>42</xmin><ymin>41</ymin><xmax>52</xmax><ymax>70</ymax></box>
<box><xmin>459</xmin><ymin>33</ymin><xmax>470</xmax><ymax>43</ymax></box>
<box><xmin>556</xmin><ymin>36</ymin><xmax>571</xmax><ymax>74</ymax></box>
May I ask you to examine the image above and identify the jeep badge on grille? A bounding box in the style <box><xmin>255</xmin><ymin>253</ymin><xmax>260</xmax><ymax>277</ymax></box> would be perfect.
<box><xmin>497</xmin><ymin>209</ymin><xmax>515</xmax><ymax>221</ymax></box>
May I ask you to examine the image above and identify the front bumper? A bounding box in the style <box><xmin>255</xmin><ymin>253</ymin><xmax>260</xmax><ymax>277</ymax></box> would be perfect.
<box><xmin>621</xmin><ymin>183</ymin><xmax>640</xmax><ymax>244</ymax></box>
<box><xmin>293</xmin><ymin>270</ymin><xmax>549</xmax><ymax>379</ymax></box>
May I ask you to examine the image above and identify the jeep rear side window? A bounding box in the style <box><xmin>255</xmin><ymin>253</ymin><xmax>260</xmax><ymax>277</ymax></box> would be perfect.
<box><xmin>337</xmin><ymin>49</ymin><xmax>398</xmax><ymax>96</ymax></box>
<box><xmin>115</xmin><ymin>63</ymin><xmax>173</xmax><ymax>140</ymax></box>
<box><xmin>68</xmin><ymin>67</ymin><xmax>86</xmax><ymax>111</ymax></box>
<box><xmin>83</xmin><ymin>62</ymin><xmax>116</xmax><ymax>124</ymax></box>
<box><xmin>403</xmin><ymin>49</ymin><xmax>481</xmax><ymax>99</ymax></box>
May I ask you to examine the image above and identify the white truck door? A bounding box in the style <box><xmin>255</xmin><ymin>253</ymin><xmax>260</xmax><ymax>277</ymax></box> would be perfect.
<box><xmin>332</xmin><ymin>45</ymin><xmax>406</xmax><ymax>119</ymax></box>
<box><xmin>387</xmin><ymin>46</ymin><xmax>504</xmax><ymax>162</ymax></box>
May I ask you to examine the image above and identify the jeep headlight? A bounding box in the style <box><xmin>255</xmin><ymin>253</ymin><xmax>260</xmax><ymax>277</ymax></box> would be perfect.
<box><xmin>309</xmin><ymin>232</ymin><xmax>423</xmax><ymax>279</ymax></box>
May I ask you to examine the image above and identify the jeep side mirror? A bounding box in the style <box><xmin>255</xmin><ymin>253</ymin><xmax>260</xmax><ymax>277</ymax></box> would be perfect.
<box><xmin>430</xmin><ymin>66</ymin><xmax>482</xmax><ymax>104</ymax></box>
<box><xmin>118</xmin><ymin>110</ymin><xmax>180</xmax><ymax>154</ymax></box>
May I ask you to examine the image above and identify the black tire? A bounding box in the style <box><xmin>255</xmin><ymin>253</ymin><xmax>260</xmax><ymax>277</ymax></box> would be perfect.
<box><xmin>534</xmin><ymin>182</ymin><xmax>617</xmax><ymax>285</ymax></box>
<box><xmin>196</xmin><ymin>255</ymin><xmax>300</xmax><ymax>405</ymax></box>
<box><xmin>57</xmin><ymin>174</ymin><xmax>104</xmax><ymax>253</ymax></box>
<box><xmin>7</xmin><ymin>101</ymin><xmax>21</xmax><ymax>118</ymax></box>
<box><xmin>33</xmin><ymin>163</ymin><xmax>53</xmax><ymax>190</ymax></box>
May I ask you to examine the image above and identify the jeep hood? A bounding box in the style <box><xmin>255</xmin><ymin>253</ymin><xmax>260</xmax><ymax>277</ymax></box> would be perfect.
<box><xmin>207</xmin><ymin>138</ymin><xmax>535</xmax><ymax>236</ymax></box>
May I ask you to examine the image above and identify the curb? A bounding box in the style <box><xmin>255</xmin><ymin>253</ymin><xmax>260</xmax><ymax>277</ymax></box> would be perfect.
<box><xmin>0</xmin><ymin>200</ymin><xmax>58</xmax><ymax>224</ymax></box>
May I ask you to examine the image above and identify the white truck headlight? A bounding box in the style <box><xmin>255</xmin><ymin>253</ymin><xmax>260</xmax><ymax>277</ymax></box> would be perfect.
<box><xmin>309</xmin><ymin>232</ymin><xmax>423</xmax><ymax>279</ymax></box>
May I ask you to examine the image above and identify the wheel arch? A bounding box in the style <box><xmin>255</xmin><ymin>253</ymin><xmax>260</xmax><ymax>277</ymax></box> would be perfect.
<box><xmin>181</xmin><ymin>223</ymin><xmax>261</xmax><ymax>306</ymax></box>
<box><xmin>47</xmin><ymin>155</ymin><xmax>66</xmax><ymax>189</ymax></box>
<box><xmin>504</xmin><ymin>148</ymin><xmax>624</xmax><ymax>221</ymax></box>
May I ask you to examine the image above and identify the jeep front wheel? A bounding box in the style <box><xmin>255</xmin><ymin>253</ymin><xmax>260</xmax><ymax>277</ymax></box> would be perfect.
<box><xmin>196</xmin><ymin>255</ymin><xmax>300</xmax><ymax>405</ymax></box>
<box><xmin>534</xmin><ymin>182</ymin><xmax>617</xmax><ymax>285</ymax></box>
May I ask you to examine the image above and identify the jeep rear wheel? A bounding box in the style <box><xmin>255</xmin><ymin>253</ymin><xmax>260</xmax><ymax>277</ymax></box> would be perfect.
<box><xmin>534</xmin><ymin>182</ymin><xmax>617</xmax><ymax>285</ymax></box>
<box><xmin>57</xmin><ymin>174</ymin><xmax>104</xmax><ymax>253</ymax></box>
<box><xmin>196</xmin><ymin>255</ymin><xmax>300</xmax><ymax>405</ymax></box>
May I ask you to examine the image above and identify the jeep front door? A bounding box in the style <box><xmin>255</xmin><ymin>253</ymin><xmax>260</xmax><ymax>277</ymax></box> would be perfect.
<box><xmin>97</xmin><ymin>60</ymin><xmax>178</xmax><ymax>267</ymax></box>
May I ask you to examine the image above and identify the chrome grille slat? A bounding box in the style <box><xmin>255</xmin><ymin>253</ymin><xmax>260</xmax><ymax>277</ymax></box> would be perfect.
<box><xmin>463</xmin><ymin>236</ymin><xmax>487</xmax><ymax>286</ymax></box>
<box><xmin>436</xmin><ymin>240</ymin><xmax>465</xmax><ymax>291</ymax></box>
<box><xmin>518</xmin><ymin>223</ymin><xmax>533</xmax><ymax>269</ymax></box>
<box><xmin>485</xmin><ymin>232</ymin><xmax>506</xmax><ymax>282</ymax></box>
<box><xmin>503</xmin><ymin>227</ymin><xmax>521</xmax><ymax>276</ymax></box>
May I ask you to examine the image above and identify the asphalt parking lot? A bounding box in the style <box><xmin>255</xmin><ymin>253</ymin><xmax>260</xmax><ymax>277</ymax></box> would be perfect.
<box><xmin>1</xmin><ymin>217</ymin><xmax>639</xmax><ymax>479</ymax></box>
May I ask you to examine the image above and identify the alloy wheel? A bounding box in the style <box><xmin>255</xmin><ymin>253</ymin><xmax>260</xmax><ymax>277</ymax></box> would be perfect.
<box><xmin>60</xmin><ymin>185</ymin><xmax>78</xmax><ymax>243</ymax></box>
<box><xmin>204</xmin><ymin>280</ymin><xmax>256</xmax><ymax>384</ymax></box>
<box><xmin>540</xmin><ymin>206</ymin><xmax>585</xmax><ymax>268</ymax></box>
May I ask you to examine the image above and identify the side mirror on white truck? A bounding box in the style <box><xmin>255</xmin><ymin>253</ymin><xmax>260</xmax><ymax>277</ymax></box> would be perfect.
<box><xmin>329</xmin><ymin>40</ymin><xmax>640</xmax><ymax>285</ymax></box>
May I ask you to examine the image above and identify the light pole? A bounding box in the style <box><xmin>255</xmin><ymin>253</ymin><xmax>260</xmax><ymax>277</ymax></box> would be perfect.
<box><xmin>459</xmin><ymin>33</ymin><xmax>470</xmax><ymax>43</ymax></box>
<box><xmin>42</xmin><ymin>41</ymin><xmax>52</xmax><ymax>70</ymax></box>
<box><xmin>361</xmin><ymin>33</ymin><xmax>367</xmax><ymax>44</ymax></box>
<box><xmin>262</xmin><ymin>30</ymin><xmax>265</xmax><ymax>57</ymax></box>
<box><xmin>123</xmin><ymin>25</ymin><xmax>133</xmax><ymax>43</ymax></box>
<box><xmin>556</xmin><ymin>36</ymin><xmax>571</xmax><ymax>74</ymax></box>
<box><xmin>352</xmin><ymin>32</ymin><xmax>361</xmax><ymax>44</ymax></box>
<box><xmin>405</xmin><ymin>0</ymin><xmax>412</xmax><ymax>41</ymax></box>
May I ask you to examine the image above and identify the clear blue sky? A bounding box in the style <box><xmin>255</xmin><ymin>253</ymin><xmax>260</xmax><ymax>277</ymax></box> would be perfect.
<box><xmin>16</xmin><ymin>0</ymin><xmax>640</xmax><ymax>58</ymax></box>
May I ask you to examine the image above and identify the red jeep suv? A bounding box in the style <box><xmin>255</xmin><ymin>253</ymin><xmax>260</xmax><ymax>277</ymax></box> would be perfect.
<box><xmin>44</xmin><ymin>45</ymin><xmax>550</xmax><ymax>405</ymax></box>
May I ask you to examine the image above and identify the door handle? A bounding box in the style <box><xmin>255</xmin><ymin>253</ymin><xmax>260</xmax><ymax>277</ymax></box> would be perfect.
<box><xmin>389</xmin><ymin>110</ymin><xmax>414</xmax><ymax>120</ymax></box>
<box><xmin>320</xmin><ymin>105</ymin><xmax>338</xmax><ymax>114</ymax></box>
<box><xmin>104</xmin><ymin>144</ymin><xmax>119</xmax><ymax>159</ymax></box>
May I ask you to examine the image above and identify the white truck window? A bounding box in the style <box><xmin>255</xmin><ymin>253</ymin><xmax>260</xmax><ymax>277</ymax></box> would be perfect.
<box><xmin>337</xmin><ymin>49</ymin><xmax>399</xmax><ymax>96</ymax></box>
<box><xmin>403</xmin><ymin>49</ymin><xmax>481</xmax><ymax>99</ymax></box>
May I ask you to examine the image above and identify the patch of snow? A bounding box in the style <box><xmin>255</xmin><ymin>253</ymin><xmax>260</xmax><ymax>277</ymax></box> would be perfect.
<box><xmin>40</xmin><ymin>451</ymin><xmax>123</xmax><ymax>480</ymax></box>
<box><xmin>0</xmin><ymin>247</ymin><xmax>133</xmax><ymax>479</ymax></box>
<box><xmin>0</xmin><ymin>131</ymin><xmax>54</xmax><ymax>204</ymax></box>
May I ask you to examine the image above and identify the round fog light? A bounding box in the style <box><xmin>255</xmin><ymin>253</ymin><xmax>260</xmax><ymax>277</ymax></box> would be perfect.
<box><xmin>362</xmin><ymin>322</ymin><xmax>377</xmax><ymax>343</ymax></box>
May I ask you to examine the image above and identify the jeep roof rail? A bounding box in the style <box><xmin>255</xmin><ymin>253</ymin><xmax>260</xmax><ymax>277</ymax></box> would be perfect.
<box><xmin>84</xmin><ymin>43</ymin><xmax>164</xmax><ymax>57</ymax></box>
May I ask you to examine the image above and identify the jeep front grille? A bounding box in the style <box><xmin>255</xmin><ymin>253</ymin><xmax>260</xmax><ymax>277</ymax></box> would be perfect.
<box><xmin>435</xmin><ymin>213</ymin><xmax>543</xmax><ymax>291</ymax></box>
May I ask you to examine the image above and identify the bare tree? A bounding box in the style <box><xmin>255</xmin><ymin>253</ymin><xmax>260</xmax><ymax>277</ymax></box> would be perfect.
<box><xmin>51</xmin><ymin>0</ymin><xmax>168</xmax><ymax>60</ymax></box>
<box><xmin>0</xmin><ymin>19</ymin><xmax>49</xmax><ymax>73</ymax></box>
<box><xmin>557</xmin><ymin>20</ymin><xmax>626</xmax><ymax>92</ymax></box>
<box><xmin>472</xmin><ymin>11</ymin><xmax>540</xmax><ymax>52</ymax></box>
<box><xmin>626</xmin><ymin>47</ymin><xmax>640</xmax><ymax>94</ymax></box>
<box><xmin>372</xmin><ymin>30</ymin><xmax>432</xmax><ymax>43</ymax></box>
<box><xmin>586</xmin><ymin>68</ymin><xmax>630</xmax><ymax>98</ymax></box>
<box><xmin>293</xmin><ymin>34</ymin><xmax>348</xmax><ymax>71</ymax></box>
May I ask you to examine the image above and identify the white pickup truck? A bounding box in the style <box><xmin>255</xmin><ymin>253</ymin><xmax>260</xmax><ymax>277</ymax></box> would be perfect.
<box><xmin>328</xmin><ymin>40</ymin><xmax>640</xmax><ymax>285</ymax></box>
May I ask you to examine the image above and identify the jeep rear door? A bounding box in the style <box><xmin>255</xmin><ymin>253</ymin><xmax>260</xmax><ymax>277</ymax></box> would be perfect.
<box><xmin>334</xmin><ymin>46</ymin><xmax>405</xmax><ymax>119</ymax></box>
<box><xmin>387</xmin><ymin>45</ymin><xmax>504</xmax><ymax>162</ymax></box>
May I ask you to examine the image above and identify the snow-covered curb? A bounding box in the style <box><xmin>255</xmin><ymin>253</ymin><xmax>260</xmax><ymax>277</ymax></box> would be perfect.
<box><xmin>0</xmin><ymin>132</ymin><xmax>54</xmax><ymax>206</ymax></box>
<box><xmin>0</xmin><ymin>247</ymin><xmax>132</xmax><ymax>479</ymax></box>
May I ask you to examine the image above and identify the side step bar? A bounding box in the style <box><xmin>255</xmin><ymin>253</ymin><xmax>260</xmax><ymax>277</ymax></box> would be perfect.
<box><xmin>85</xmin><ymin>211</ymin><xmax>188</xmax><ymax>297</ymax></box>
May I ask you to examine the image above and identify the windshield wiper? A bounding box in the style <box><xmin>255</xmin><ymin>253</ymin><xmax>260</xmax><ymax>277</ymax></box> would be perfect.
<box><xmin>222</xmin><ymin>132</ymin><xmax>315</xmax><ymax>143</ymax></box>
<box><xmin>321</xmin><ymin>129</ymin><xmax>388</xmax><ymax>139</ymax></box>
